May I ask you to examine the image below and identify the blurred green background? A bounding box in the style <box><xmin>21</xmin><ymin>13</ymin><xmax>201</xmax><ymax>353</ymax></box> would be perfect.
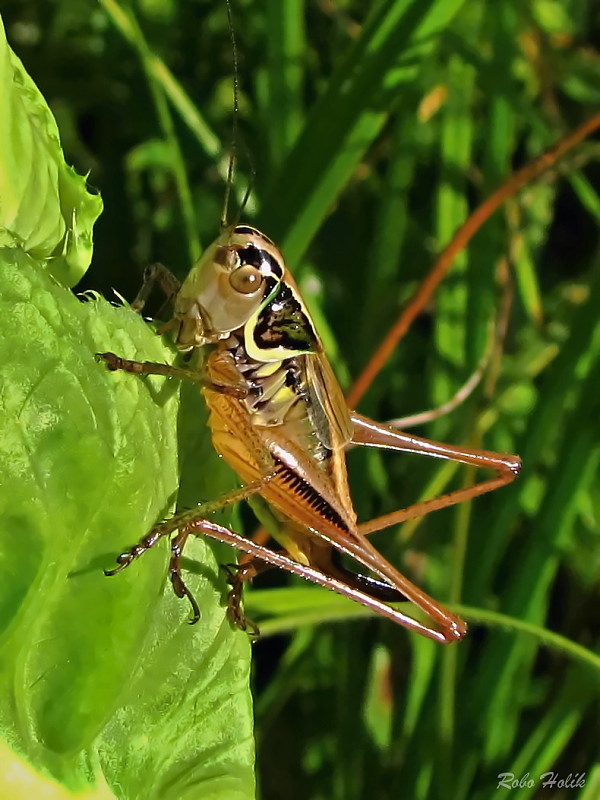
<box><xmin>3</xmin><ymin>1</ymin><xmax>599</xmax><ymax>798</ymax></box>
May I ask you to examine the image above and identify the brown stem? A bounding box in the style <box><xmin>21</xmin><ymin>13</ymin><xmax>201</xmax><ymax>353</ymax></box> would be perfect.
<box><xmin>347</xmin><ymin>114</ymin><xmax>600</xmax><ymax>408</ymax></box>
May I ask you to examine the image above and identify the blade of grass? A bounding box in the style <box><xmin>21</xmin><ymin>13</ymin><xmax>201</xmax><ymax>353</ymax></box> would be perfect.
<box><xmin>264</xmin><ymin>0</ymin><xmax>306</xmax><ymax>167</ymax></box>
<box><xmin>99</xmin><ymin>0</ymin><xmax>200</xmax><ymax>261</ymax></box>
<box><xmin>260</xmin><ymin>0</ymin><xmax>468</xmax><ymax>264</ymax></box>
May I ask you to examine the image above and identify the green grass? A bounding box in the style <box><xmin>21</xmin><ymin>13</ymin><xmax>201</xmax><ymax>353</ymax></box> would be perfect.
<box><xmin>1</xmin><ymin>0</ymin><xmax>598</xmax><ymax>798</ymax></box>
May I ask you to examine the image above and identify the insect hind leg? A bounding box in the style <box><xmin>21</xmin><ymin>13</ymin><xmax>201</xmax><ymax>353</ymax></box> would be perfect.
<box><xmin>222</xmin><ymin>558</ymin><xmax>272</xmax><ymax>635</ymax></box>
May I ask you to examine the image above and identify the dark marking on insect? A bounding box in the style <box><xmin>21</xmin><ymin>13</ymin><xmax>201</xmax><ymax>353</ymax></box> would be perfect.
<box><xmin>276</xmin><ymin>460</ymin><xmax>350</xmax><ymax>533</ymax></box>
<box><xmin>237</xmin><ymin>245</ymin><xmax>284</xmax><ymax>281</ymax></box>
<box><xmin>254</xmin><ymin>283</ymin><xmax>318</xmax><ymax>353</ymax></box>
<box><xmin>234</xmin><ymin>225</ymin><xmax>275</xmax><ymax>246</ymax></box>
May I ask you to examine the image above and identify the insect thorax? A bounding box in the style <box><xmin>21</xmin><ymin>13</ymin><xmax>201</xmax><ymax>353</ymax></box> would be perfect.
<box><xmin>214</xmin><ymin>334</ymin><xmax>331</xmax><ymax>466</ymax></box>
<box><xmin>186</xmin><ymin>224</ymin><xmax>348</xmax><ymax>471</ymax></box>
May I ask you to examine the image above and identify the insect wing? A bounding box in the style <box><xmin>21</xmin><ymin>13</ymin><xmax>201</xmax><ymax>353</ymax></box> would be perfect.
<box><xmin>305</xmin><ymin>353</ymin><xmax>353</xmax><ymax>452</ymax></box>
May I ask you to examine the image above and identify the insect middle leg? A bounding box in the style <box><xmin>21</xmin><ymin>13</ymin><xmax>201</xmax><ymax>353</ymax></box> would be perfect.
<box><xmin>166</xmin><ymin>528</ymin><xmax>268</xmax><ymax>629</ymax></box>
<box><xmin>106</xmin><ymin>474</ymin><xmax>277</xmax><ymax>623</ymax></box>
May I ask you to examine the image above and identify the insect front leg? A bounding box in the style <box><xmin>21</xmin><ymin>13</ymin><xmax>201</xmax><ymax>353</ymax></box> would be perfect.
<box><xmin>130</xmin><ymin>262</ymin><xmax>182</xmax><ymax>315</ymax></box>
<box><xmin>96</xmin><ymin>352</ymin><xmax>249</xmax><ymax>398</ymax></box>
<box><xmin>97</xmin><ymin>351</ymin><xmax>204</xmax><ymax>382</ymax></box>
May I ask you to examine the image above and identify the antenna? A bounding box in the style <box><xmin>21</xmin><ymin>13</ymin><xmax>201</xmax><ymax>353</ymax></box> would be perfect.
<box><xmin>221</xmin><ymin>0</ymin><xmax>239</xmax><ymax>229</ymax></box>
<box><xmin>221</xmin><ymin>0</ymin><xmax>254</xmax><ymax>229</ymax></box>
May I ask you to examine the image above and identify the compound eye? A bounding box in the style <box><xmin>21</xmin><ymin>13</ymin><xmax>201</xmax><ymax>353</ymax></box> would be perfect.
<box><xmin>229</xmin><ymin>264</ymin><xmax>264</xmax><ymax>295</ymax></box>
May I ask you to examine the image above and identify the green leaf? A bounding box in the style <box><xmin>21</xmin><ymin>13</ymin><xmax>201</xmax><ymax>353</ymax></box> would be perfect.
<box><xmin>0</xmin><ymin>248</ymin><xmax>254</xmax><ymax>798</ymax></box>
<box><xmin>0</xmin><ymin>16</ymin><xmax>102</xmax><ymax>287</ymax></box>
<box><xmin>0</xmin><ymin>27</ymin><xmax>254</xmax><ymax>795</ymax></box>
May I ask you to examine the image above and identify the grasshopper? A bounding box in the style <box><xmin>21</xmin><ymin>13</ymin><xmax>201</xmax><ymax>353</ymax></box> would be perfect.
<box><xmin>98</xmin><ymin>222</ymin><xmax>520</xmax><ymax>644</ymax></box>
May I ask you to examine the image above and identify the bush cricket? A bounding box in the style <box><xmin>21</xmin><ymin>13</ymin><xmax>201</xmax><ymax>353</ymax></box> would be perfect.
<box><xmin>98</xmin><ymin>217</ymin><xmax>521</xmax><ymax>643</ymax></box>
<box><xmin>97</xmin><ymin>1</ymin><xmax>523</xmax><ymax>645</ymax></box>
